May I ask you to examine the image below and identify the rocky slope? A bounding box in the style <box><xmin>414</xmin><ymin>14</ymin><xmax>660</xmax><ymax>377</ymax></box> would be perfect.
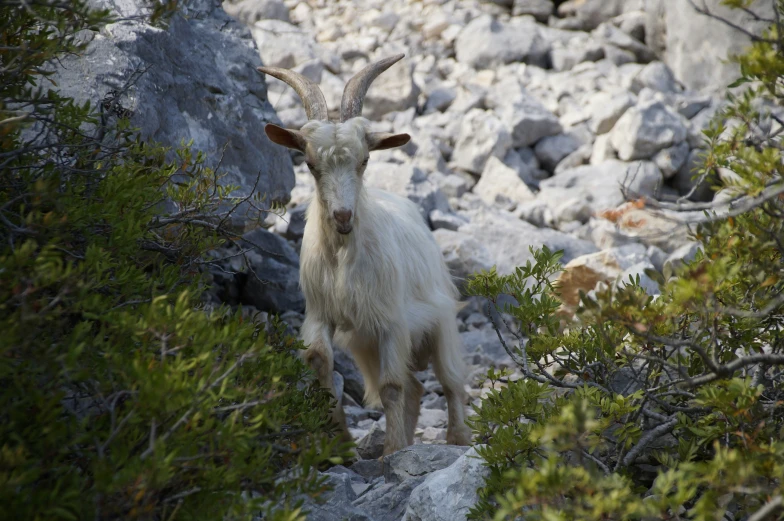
<box><xmin>57</xmin><ymin>0</ymin><xmax>769</xmax><ymax>518</ymax></box>
<box><xmin>206</xmin><ymin>0</ymin><xmax>772</xmax><ymax>519</ymax></box>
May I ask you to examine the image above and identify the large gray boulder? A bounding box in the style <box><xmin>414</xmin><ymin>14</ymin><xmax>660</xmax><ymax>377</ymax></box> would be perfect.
<box><xmin>55</xmin><ymin>0</ymin><xmax>294</xmax><ymax>206</ymax></box>
<box><xmin>384</xmin><ymin>445</ymin><xmax>469</xmax><ymax>485</ymax></box>
<box><xmin>610</xmin><ymin>101</ymin><xmax>688</xmax><ymax>161</ymax></box>
<box><xmin>404</xmin><ymin>447</ymin><xmax>490</xmax><ymax>521</ymax></box>
<box><xmin>455</xmin><ymin>15</ymin><xmax>550</xmax><ymax>69</ymax></box>
<box><xmin>646</xmin><ymin>0</ymin><xmax>773</xmax><ymax>92</ymax></box>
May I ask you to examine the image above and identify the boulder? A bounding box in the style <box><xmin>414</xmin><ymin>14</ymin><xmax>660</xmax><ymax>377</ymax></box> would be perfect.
<box><xmin>222</xmin><ymin>0</ymin><xmax>289</xmax><ymax>24</ymax></box>
<box><xmin>240</xmin><ymin>228</ymin><xmax>304</xmax><ymax>313</ymax></box>
<box><xmin>631</xmin><ymin>61</ymin><xmax>678</xmax><ymax>93</ymax></box>
<box><xmin>512</xmin><ymin>0</ymin><xmax>554</xmax><ymax>21</ymax></box>
<box><xmin>592</xmin><ymin>22</ymin><xmax>656</xmax><ymax>63</ymax></box>
<box><xmin>384</xmin><ymin>445</ymin><xmax>469</xmax><ymax>485</ymax></box>
<box><xmin>54</xmin><ymin>1</ymin><xmax>294</xmax><ymax>208</ymax></box>
<box><xmin>556</xmin><ymin>0</ymin><xmax>625</xmax><ymax>31</ymax></box>
<box><xmin>538</xmin><ymin>160</ymin><xmax>663</xmax><ymax>215</ymax></box>
<box><xmin>610</xmin><ymin>101</ymin><xmax>688</xmax><ymax>160</ymax></box>
<box><xmin>356</xmin><ymin>423</ymin><xmax>386</xmax><ymax>460</ymax></box>
<box><xmin>455</xmin><ymin>15</ymin><xmax>549</xmax><ymax>69</ymax></box>
<box><xmin>486</xmin><ymin>78</ymin><xmax>562</xmax><ymax>148</ymax></box>
<box><xmin>474</xmin><ymin>156</ymin><xmax>536</xmax><ymax>208</ymax></box>
<box><xmin>652</xmin><ymin>142</ymin><xmax>689</xmax><ymax>179</ymax></box>
<box><xmin>534</xmin><ymin>134</ymin><xmax>581</xmax><ymax>173</ymax></box>
<box><xmin>452</xmin><ymin>109</ymin><xmax>512</xmax><ymax>174</ymax></box>
<box><xmin>404</xmin><ymin>447</ymin><xmax>490</xmax><ymax>521</ymax></box>
<box><xmin>588</xmin><ymin>90</ymin><xmax>635</xmax><ymax>135</ymax></box>
<box><xmin>556</xmin><ymin>244</ymin><xmax>651</xmax><ymax>308</ymax></box>
<box><xmin>364</xmin><ymin>163</ymin><xmax>449</xmax><ymax>221</ymax></box>
<box><xmin>363</xmin><ymin>58</ymin><xmax>420</xmax><ymax>119</ymax></box>
<box><xmin>458</xmin><ymin>208</ymin><xmax>599</xmax><ymax>275</ymax></box>
<box><xmin>433</xmin><ymin>229</ymin><xmax>496</xmax><ymax>284</ymax></box>
<box><xmin>251</xmin><ymin>19</ymin><xmax>320</xmax><ymax>68</ymax></box>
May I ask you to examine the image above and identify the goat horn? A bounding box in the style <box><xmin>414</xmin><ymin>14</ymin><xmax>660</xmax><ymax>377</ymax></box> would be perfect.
<box><xmin>257</xmin><ymin>66</ymin><xmax>329</xmax><ymax>121</ymax></box>
<box><xmin>340</xmin><ymin>54</ymin><xmax>405</xmax><ymax>122</ymax></box>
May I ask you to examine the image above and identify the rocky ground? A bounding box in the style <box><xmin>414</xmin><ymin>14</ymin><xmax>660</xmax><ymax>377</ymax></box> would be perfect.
<box><xmin>200</xmin><ymin>0</ymin><xmax>771</xmax><ymax>518</ymax></box>
<box><xmin>61</xmin><ymin>0</ymin><xmax>768</xmax><ymax>518</ymax></box>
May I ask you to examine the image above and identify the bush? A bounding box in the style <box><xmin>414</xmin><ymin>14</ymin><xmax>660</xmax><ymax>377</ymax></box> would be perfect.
<box><xmin>0</xmin><ymin>2</ymin><xmax>348</xmax><ymax>520</ymax></box>
<box><xmin>466</xmin><ymin>4</ymin><xmax>784</xmax><ymax>520</ymax></box>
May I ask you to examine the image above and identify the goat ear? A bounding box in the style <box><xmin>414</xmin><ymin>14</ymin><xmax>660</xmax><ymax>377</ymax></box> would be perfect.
<box><xmin>367</xmin><ymin>132</ymin><xmax>411</xmax><ymax>151</ymax></box>
<box><xmin>264</xmin><ymin>124</ymin><xmax>307</xmax><ymax>151</ymax></box>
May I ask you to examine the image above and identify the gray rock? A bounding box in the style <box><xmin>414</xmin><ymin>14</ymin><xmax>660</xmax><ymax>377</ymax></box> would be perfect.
<box><xmin>649</xmin><ymin>0</ymin><xmax>773</xmax><ymax>92</ymax></box>
<box><xmin>429</xmin><ymin>209</ymin><xmax>469</xmax><ymax>232</ymax></box>
<box><xmin>353</xmin><ymin>476</ymin><xmax>425</xmax><ymax>521</ymax></box>
<box><xmin>487</xmin><ymin>78</ymin><xmax>562</xmax><ymax>148</ymax></box>
<box><xmin>251</xmin><ymin>19</ymin><xmax>319</xmax><ymax>69</ymax></box>
<box><xmin>432</xmin><ymin>173</ymin><xmax>472</xmax><ymax>199</ymax></box>
<box><xmin>675</xmin><ymin>94</ymin><xmax>712</xmax><ymax>120</ymax></box>
<box><xmin>281</xmin><ymin>204</ymin><xmax>307</xmax><ymax>240</ymax></box>
<box><xmin>652</xmin><ymin>142</ymin><xmax>689</xmax><ymax>179</ymax></box>
<box><xmin>240</xmin><ymin>228</ymin><xmax>304</xmax><ymax>313</ymax></box>
<box><xmin>357</xmin><ymin>423</ymin><xmax>386</xmax><ymax>460</ymax></box>
<box><xmin>384</xmin><ymin>445</ymin><xmax>469</xmax><ymax>485</ymax></box>
<box><xmin>222</xmin><ymin>0</ymin><xmax>289</xmax><ymax>24</ymax></box>
<box><xmin>502</xmin><ymin>149</ymin><xmax>540</xmax><ymax>187</ymax></box>
<box><xmin>455</xmin><ymin>15</ymin><xmax>549</xmax><ymax>69</ymax></box>
<box><xmin>404</xmin><ymin>447</ymin><xmax>490</xmax><ymax>521</ymax></box>
<box><xmin>54</xmin><ymin>2</ymin><xmax>294</xmax><ymax>209</ymax></box>
<box><xmin>610</xmin><ymin>101</ymin><xmax>688</xmax><ymax>160</ymax></box>
<box><xmin>425</xmin><ymin>86</ymin><xmax>458</xmax><ymax>113</ymax></box>
<box><xmin>619</xmin><ymin>261</ymin><xmax>660</xmax><ymax>296</ymax></box>
<box><xmin>673</xmin><ymin>148</ymin><xmax>715</xmax><ymax>201</ymax></box>
<box><xmin>535</xmin><ymin>134</ymin><xmax>581</xmax><ymax>173</ymax></box>
<box><xmin>589</xmin><ymin>90</ymin><xmax>635</xmax><ymax>135</ymax></box>
<box><xmin>551</xmin><ymin>41</ymin><xmax>605</xmax><ymax>72</ymax></box>
<box><xmin>452</xmin><ymin>109</ymin><xmax>512</xmax><ymax>174</ymax></box>
<box><xmin>512</xmin><ymin>0</ymin><xmax>554</xmax><ymax>22</ymax></box>
<box><xmin>350</xmin><ymin>459</ymin><xmax>384</xmax><ymax>481</ymax></box>
<box><xmin>554</xmin><ymin>144</ymin><xmax>592</xmax><ymax>175</ymax></box>
<box><xmin>433</xmin><ymin>229</ymin><xmax>496</xmax><ymax>285</ymax></box>
<box><xmin>474</xmin><ymin>156</ymin><xmax>536</xmax><ymax>208</ymax></box>
<box><xmin>556</xmin><ymin>0</ymin><xmax>625</xmax><ymax>31</ymax></box>
<box><xmin>334</xmin><ymin>350</ymin><xmax>366</xmax><ymax>405</ymax></box>
<box><xmin>663</xmin><ymin>242</ymin><xmax>702</xmax><ymax>276</ymax></box>
<box><xmin>299</xmin><ymin>472</ymin><xmax>373</xmax><ymax>521</ymax></box>
<box><xmin>458</xmin><ymin>208</ymin><xmax>599</xmax><ymax>275</ymax></box>
<box><xmin>539</xmin><ymin>160</ymin><xmax>663</xmax><ymax>215</ymax></box>
<box><xmin>364</xmin><ymin>58</ymin><xmax>420</xmax><ymax>119</ymax></box>
<box><xmin>632</xmin><ymin>61</ymin><xmax>678</xmax><ymax>93</ymax></box>
<box><xmin>592</xmin><ymin>22</ymin><xmax>656</xmax><ymax>63</ymax></box>
<box><xmin>365</xmin><ymin>163</ymin><xmax>449</xmax><ymax>221</ymax></box>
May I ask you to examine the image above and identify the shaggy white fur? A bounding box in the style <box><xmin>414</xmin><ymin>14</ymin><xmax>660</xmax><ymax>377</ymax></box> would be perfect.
<box><xmin>266</xmin><ymin>117</ymin><xmax>471</xmax><ymax>455</ymax></box>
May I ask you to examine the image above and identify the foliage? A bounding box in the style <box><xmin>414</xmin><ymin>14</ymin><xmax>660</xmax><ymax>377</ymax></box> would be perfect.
<box><xmin>0</xmin><ymin>2</ymin><xmax>348</xmax><ymax>520</ymax></box>
<box><xmin>466</xmin><ymin>3</ymin><xmax>784</xmax><ymax>520</ymax></box>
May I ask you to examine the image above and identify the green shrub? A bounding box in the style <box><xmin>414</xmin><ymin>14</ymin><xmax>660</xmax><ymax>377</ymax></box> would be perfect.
<box><xmin>0</xmin><ymin>2</ymin><xmax>348</xmax><ymax>520</ymax></box>
<box><xmin>466</xmin><ymin>4</ymin><xmax>784</xmax><ymax>520</ymax></box>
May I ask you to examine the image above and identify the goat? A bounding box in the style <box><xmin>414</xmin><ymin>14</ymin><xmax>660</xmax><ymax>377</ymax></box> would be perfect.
<box><xmin>258</xmin><ymin>54</ymin><xmax>471</xmax><ymax>456</ymax></box>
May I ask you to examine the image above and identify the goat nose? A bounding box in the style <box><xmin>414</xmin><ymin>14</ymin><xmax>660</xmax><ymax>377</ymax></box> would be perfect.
<box><xmin>333</xmin><ymin>209</ymin><xmax>352</xmax><ymax>224</ymax></box>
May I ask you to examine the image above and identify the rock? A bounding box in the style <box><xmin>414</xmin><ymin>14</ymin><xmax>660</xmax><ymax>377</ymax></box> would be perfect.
<box><xmin>591</xmin><ymin>133</ymin><xmax>618</xmax><ymax>164</ymax></box>
<box><xmin>222</xmin><ymin>0</ymin><xmax>289</xmax><ymax>24</ymax></box>
<box><xmin>425</xmin><ymin>86</ymin><xmax>458</xmax><ymax>113</ymax></box>
<box><xmin>610</xmin><ymin>101</ymin><xmax>688</xmax><ymax>160</ymax></box>
<box><xmin>539</xmin><ymin>160</ymin><xmax>663</xmax><ymax>215</ymax></box>
<box><xmin>350</xmin><ymin>459</ymin><xmax>384</xmax><ymax>481</ymax></box>
<box><xmin>512</xmin><ymin>0</ymin><xmax>554</xmax><ymax>22</ymax></box>
<box><xmin>613</xmin><ymin>10</ymin><xmax>647</xmax><ymax>41</ymax></box>
<box><xmin>589</xmin><ymin>90</ymin><xmax>635</xmax><ymax>135</ymax></box>
<box><xmin>240</xmin><ymin>228</ymin><xmax>304</xmax><ymax>313</ymax></box>
<box><xmin>673</xmin><ymin>148</ymin><xmax>715</xmax><ymax>201</ymax></box>
<box><xmin>632</xmin><ymin>62</ymin><xmax>678</xmax><ymax>93</ymax></box>
<box><xmin>433</xmin><ymin>229</ymin><xmax>496</xmax><ymax>284</ymax></box>
<box><xmin>458</xmin><ymin>208</ymin><xmax>599</xmax><ymax>275</ymax></box>
<box><xmin>452</xmin><ymin>109</ymin><xmax>512</xmax><ymax>174</ymax></box>
<box><xmin>455</xmin><ymin>15</ymin><xmax>549</xmax><ymax>69</ymax></box>
<box><xmin>534</xmin><ymin>134</ymin><xmax>581</xmax><ymax>173</ymax></box>
<box><xmin>252</xmin><ymin>19</ymin><xmax>320</xmax><ymax>68</ymax></box>
<box><xmin>432</xmin><ymin>173</ymin><xmax>472</xmax><ymax>199</ymax></box>
<box><xmin>54</xmin><ymin>1</ymin><xmax>294</xmax><ymax>209</ymax></box>
<box><xmin>556</xmin><ymin>0</ymin><xmax>625</xmax><ymax>31</ymax></box>
<box><xmin>297</xmin><ymin>472</ymin><xmax>373</xmax><ymax>521</ymax></box>
<box><xmin>592</xmin><ymin>22</ymin><xmax>656</xmax><ymax>63</ymax></box>
<box><xmin>619</xmin><ymin>261</ymin><xmax>660</xmax><ymax>296</ymax></box>
<box><xmin>486</xmin><ymin>78</ymin><xmax>562</xmax><ymax>148</ymax></box>
<box><xmin>356</xmin><ymin>423</ymin><xmax>386</xmax><ymax>460</ymax></box>
<box><xmin>363</xmin><ymin>57</ymin><xmax>420</xmax><ymax>119</ymax></box>
<box><xmin>417</xmin><ymin>409</ymin><xmax>448</xmax><ymax>429</ymax></box>
<box><xmin>384</xmin><ymin>445</ymin><xmax>469</xmax><ymax>485</ymax></box>
<box><xmin>556</xmin><ymin>244</ymin><xmax>651</xmax><ymax>308</ymax></box>
<box><xmin>652</xmin><ymin>142</ymin><xmax>689</xmax><ymax>179</ymax></box>
<box><xmin>554</xmin><ymin>144</ymin><xmax>592</xmax><ymax>175</ymax></box>
<box><xmin>502</xmin><ymin>149</ymin><xmax>540</xmax><ymax>187</ymax></box>
<box><xmin>333</xmin><ymin>350</ymin><xmax>366</xmax><ymax>405</ymax></box>
<box><xmin>650</xmin><ymin>0</ymin><xmax>773</xmax><ymax>92</ymax></box>
<box><xmin>663</xmin><ymin>242</ymin><xmax>702</xmax><ymax>277</ymax></box>
<box><xmin>675</xmin><ymin>93</ymin><xmax>712</xmax><ymax>120</ymax></box>
<box><xmin>550</xmin><ymin>41</ymin><xmax>605</xmax><ymax>72</ymax></box>
<box><xmin>364</xmin><ymin>163</ymin><xmax>449</xmax><ymax>220</ymax></box>
<box><xmin>277</xmin><ymin>204</ymin><xmax>307</xmax><ymax>240</ymax></box>
<box><xmin>474</xmin><ymin>156</ymin><xmax>536</xmax><ymax>208</ymax></box>
<box><xmin>429</xmin><ymin>209</ymin><xmax>469</xmax><ymax>232</ymax></box>
<box><xmin>404</xmin><ymin>447</ymin><xmax>490</xmax><ymax>521</ymax></box>
<box><xmin>354</xmin><ymin>475</ymin><xmax>425</xmax><ymax>521</ymax></box>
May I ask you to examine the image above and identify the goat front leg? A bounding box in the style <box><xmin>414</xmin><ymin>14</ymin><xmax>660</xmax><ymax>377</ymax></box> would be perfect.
<box><xmin>301</xmin><ymin>316</ymin><xmax>351</xmax><ymax>442</ymax></box>
<box><xmin>378</xmin><ymin>326</ymin><xmax>412</xmax><ymax>456</ymax></box>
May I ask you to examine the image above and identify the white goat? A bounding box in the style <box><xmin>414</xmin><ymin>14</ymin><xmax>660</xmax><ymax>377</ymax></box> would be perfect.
<box><xmin>258</xmin><ymin>54</ymin><xmax>471</xmax><ymax>455</ymax></box>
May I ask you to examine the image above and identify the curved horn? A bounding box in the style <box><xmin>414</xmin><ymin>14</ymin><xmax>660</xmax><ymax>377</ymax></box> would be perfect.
<box><xmin>257</xmin><ymin>66</ymin><xmax>329</xmax><ymax>121</ymax></box>
<box><xmin>340</xmin><ymin>54</ymin><xmax>405</xmax><ymax>122</ymax></box>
